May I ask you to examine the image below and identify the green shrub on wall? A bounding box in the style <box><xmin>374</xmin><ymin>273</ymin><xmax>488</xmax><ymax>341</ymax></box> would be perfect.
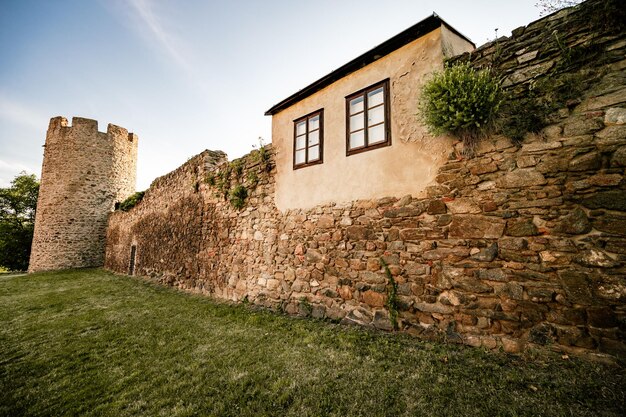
<box><xmin>419</xmin><ymin>62</ymin><xmax>503</xmax><ymax>156</ymax></box>
<box><xmin>229</xmin><ymin>185</ymin><xmax>248</xmax><ymax>210</ymax></box>
<box><xmin>118</xmin><ymin>191</ymin><xmax>145</xmax><ymax>212</ymax></box>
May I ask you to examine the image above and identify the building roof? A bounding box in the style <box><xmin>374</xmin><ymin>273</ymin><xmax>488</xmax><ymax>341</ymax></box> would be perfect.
<box><xmin>264</xmin><ymin>14</ymin><xmax>473</xmax><ymax>116</ymax></box>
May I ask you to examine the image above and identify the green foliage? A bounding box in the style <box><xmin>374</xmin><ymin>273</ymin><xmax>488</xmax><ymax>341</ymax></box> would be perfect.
<box><xmin>215</xmin><ymin>168</ymin><xmax>232</xmax><ymax>200</ymax></box>
<box><xmin>118</xmin><ymin>191</ymin><xmax>145</xmax><ymax>212</ymax></box>
<box><xmin>419</xmin><ymin>62</ymin><xmax>503</xmax><ymax>156</ymax></box>
<box><xmin>252</xmin><ymin>136</ymin><xmax>272</xmax><ymax>172</ymax></box>
<box><xmin>499</xmin><ymin>70</ymin><xmax>588</xmax><ymax>143</ymax></box>
<box><xmin>498</xmin><ymin>89</ymin><xmax>550</xmax><ymax>143</ymax></box>
<box><xmin>0</xmin><ymin>172</ymin><xmax>39</xmax><ymax>271</ymax></box>
<box><xmin>204</xmin><ymin>173</ymin><xmax>216</xmax><ymax>186</ymax></box>
<box><xmin>229</xmin><ymin>185</ymin><xmax>248</xmax><ymax>210</ymax></box>
<box><xmin>247</xmin><ymin>171</ymin><xmax>259</xmax><ymax>187</ymax></box>
<box><xmin>381</xmin><ymin>258</ymin><xmax>399</xmax><ymax>331</ymax></box>
<box><xmin>230</xmin><ymin>159</ymin><xmax>244</xmax><ymax>178</ymax></box>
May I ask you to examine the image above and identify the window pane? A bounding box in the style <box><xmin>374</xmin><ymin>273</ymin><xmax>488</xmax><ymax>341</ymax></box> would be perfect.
<box><xmin>308</xmin><ymin>145</ymin><xmax>319</xmax><ymax>161</ymax></box>
<box><xmin>350</xmin><ymin>114</ymin><xmax>364</xmax><ymax>132</ymax></box>
<box><xmin>308</xmin><ymin>130</ymin><xmax>319</xmax><ymax>146</ymax></box>
<box><xmin>368</xmin><ymin>87</ymin><xmax>384</xmax><ymax>108</ymax></box>
<box><xmin>295</xmin><ymin>149</ymin><xmax>306</xmax><ymax>164</ymax></box>
<box><xmin>368</xmin><ymin>105</ymin><xmax>385</xmax><ymax>126</ymax></box>
<box><xmin>309</xmin><ymin>115</ymin><xmax>320</xmax><ymax>130</ymax></box>
<box><xmin>295</xmin><ymin>135</ymin><xmax>306</xmax><ymax>150</ymax></box>
<box><xmin>349</xmin><ymin>96</ymin><xmax>364</xmax><ymax>114</ymax></box>
<box><xmin>369</xmin><ymin>124</ymin><xmax>386</xmax><ymax>144</ymax></box>
<box><xmin>349</xmin><ymin>130</ymin><xmax>365</xmax><ymax>149</ymax></box>
<box><xmin>296</xmin><ymin>121</ymin><xmax>306</xmax><ymax>136</ymax></box>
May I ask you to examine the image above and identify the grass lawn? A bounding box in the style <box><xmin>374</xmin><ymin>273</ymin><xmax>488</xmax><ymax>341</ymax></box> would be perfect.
<box><xmin>1</xmin><ymin>269</ymin><xmax>624</xmax><ymax>416</ymax></box>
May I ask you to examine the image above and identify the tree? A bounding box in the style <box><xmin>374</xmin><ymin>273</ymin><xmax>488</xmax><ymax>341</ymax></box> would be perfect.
<box><xmin>0</xmin><ymin>172</ymin><xmax>39</xmax><ymax>271</ymax></box>
<box><xmin>535</xmin><ymin>0</ymin><xmax>582</xmax><ymax>16</ymax></box>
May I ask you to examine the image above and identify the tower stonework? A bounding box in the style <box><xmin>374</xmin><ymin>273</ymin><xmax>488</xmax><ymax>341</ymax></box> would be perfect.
<box><xmin>29</xmin><ymin>116</ymin><xmax>138</xmax><ymax>272</ymax></box>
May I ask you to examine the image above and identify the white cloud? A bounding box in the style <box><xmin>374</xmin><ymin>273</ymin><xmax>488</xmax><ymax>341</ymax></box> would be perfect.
<box><xmin>123</xmin><ymin>0</ymin><xmax>211</xmax><ymax>93</ymax></box>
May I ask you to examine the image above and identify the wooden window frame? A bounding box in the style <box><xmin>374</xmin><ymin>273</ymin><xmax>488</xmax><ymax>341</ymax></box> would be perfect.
<box><xmin>293</xmin><ymin>109</ymin><xmax>324</xmax><ymax>170</ymax></box>
<box><xmin>345</xmin><ymin>79</ymin><xmax>391</xmax><ymax>156</ymax></box>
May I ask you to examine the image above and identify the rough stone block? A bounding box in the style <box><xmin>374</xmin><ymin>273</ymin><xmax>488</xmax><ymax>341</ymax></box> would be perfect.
<box><xmin>445</xmin><ymin>198</ymin><xmax>482</xmax><ymax>214</ymax></box>
<box><xmin>476</xmin><ymin>268</ymin><xmax>508</xmax><ymax>282</ymax></box>
<box><xmin>554</xmin><ymin>207</ymin><xmax>591</xmax><ymax>234</ymax></box>
<box><xmin>362</xmin><ymin>290</ymin><xmax>385</xmax><ymax>307</ymax></box>
<box><xmin>579</xmin><ymin>87</ymin><xmax>626</xmax><ymax>112</ymax></box>
<box><xmin>414</xmin><ymin>302</ymin><xmax>454</xmax><ymax>314</ymax></box>
<box><xmin>399</xmin><ymin>228</ymin><xmax>425</xmax><ymax>241</ymax></box>
<box><xmin>448</xmin><ymin>216</ymin><xmax>505</xmax><ymax>239</ymax></box>
<box><xmin>496</xmin><ymin>169</ymin><xmax>547</xmax><ymax>188</ymax></box>
<box><xmin>576</xmin><ymin>249</ymin><xmax>619</xmax><ymax>268</ymax></box>
<box><xmin>506</xmin><ymin>219</ymin><xmax>539</xmax><ymax>237</ymax></box>
<box><xmin>453</xmin><ymin>278</ymin><xmax>493</xmax><ymax>294</ymax></box>
<box><xmin>427</xmin><ymin>199</ymin><xmax>447</xmax><ymax>214</ymax></box>
<box><xmin>383</xmin><ymin>206</ymin><xmax>423</xmax><ymax>218</ymax></box>
<box><xmin>587</xmin><ymin>307</ymin><xmax>619</xmax><ymax>328</ymax></box>
<box><xmin>563</xmin><ymin>116</ymin><xmax>604</xmax><ymax>137</ymax></box>
<box><xmin>359</xmin><ymin>271</ymin><xmax>386</xmax><ymax>284</ymax></box>
<box><xmin>592</xmin><ymin>214</ymin><xmax>626</xmax><ymax>236</ymax></box>
<box><xmin>469</xmin><ymin>162</ymin><xmax>498</xmax><ymax>175</ymax></box>
<box><xmin>521</xmin><ymin>141</ymin><xmax>562</xmax><ymax>153</ymax></box>
<box><xmin>611</xmin><ymin>146</ymin><xmax>626</xmax><ymax>167</ymax></box>
<box><xmin>604</xmin><ymin>107</ymin><xmax>626</xmax><ymax>125</ymax></box>
<box><xmin>596</xmin><ymin>125</ymin><xmax>626</xmax><ymax>146</ymax></box>
<box><xmin>559</xmin><ymin>270</ymin><xmax>593</xmax><ymax>305</ymax></box>
<box><xmin>582</xmin><ymin>191</ymin><xmax>626</xmax><ymax>211</ymax></box>
<box><xmin>373</xmin><ymin>310</ymin><xmax>393</xmax><ymax>331</ymax></box>
<box><xmin>470</xmin><ymin>243</ymin><xmax>498</xmax><ymax>262</ymax></box>
<box><xmin>316</xmin><ymin>215</ymin><xmax>334</xmax><ymax>229</ymax></box>
<box><xmin>341</xmin><ymin>308</ymin><xmax>373</xmax><ymax>326</ymax></box>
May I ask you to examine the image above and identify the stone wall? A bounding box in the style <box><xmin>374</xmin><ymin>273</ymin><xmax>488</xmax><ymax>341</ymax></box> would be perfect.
<box><xmin>105</xmin><ymin>150</ymin><xmax>226</xmax><ymax>277</ymax></box>
<box><xmin>30</xmin><ymin>117</ymin><xmax>137</xmax><ymax>272</ymax></box>
<box><xmin>105</xmin><ymin>0</ymin><xmax>625</xmax><ymax>360</ymax></box>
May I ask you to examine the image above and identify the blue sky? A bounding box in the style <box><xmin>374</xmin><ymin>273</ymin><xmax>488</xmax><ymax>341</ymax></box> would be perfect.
<box><xmin>0</xmin><ymin>0</ymin><xmax>543</xmax><ymax>190</ymax></box>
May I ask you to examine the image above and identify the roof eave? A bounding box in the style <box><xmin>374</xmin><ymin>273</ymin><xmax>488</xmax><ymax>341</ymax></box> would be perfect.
<box><xmin>264</xmin><ymin>14</ymin><xmax>473</xmax><ymax>116</ymax></box>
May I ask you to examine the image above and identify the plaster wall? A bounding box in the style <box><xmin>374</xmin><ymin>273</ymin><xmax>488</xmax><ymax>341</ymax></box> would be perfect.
<box><xmin>271</xmin><ymin>27</ymin><xmax>473</xmax><ymax>211</ymax></box>
<box><xmin>441</xmin><ymin>25</ymin><xmax>475</xmax><ymax>58</ymax></box>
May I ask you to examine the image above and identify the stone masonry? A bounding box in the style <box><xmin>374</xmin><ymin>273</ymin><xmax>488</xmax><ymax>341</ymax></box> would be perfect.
<box><xmin>29</xmin><ymin>117</ymin><xmax>137</xmax><ymax>272</ymax></box>
<box><xmin>104</xmin><ymin>0</ymin><xmax>626</xmax><ymax>360</ymax></box>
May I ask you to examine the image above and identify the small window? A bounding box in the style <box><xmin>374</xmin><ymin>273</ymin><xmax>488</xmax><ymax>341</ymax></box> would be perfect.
<box><xmin>293</xmin><ymin>110</ymin><xmax>323</xmax><ymax>169</ymax></box>
<box><xmin>346</xmin><ymin>79</ymin><xmax>391</xmax><ymax>155</ymax></box>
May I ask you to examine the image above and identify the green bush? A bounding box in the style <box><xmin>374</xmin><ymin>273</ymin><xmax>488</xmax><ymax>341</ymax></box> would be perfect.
<box><xmin>118</xmin><ymin>191</ymin><xmax>145</xmax><ymax>212</ymax></box>
<box><xmin>229</xmin><ymin>185</ymin><xmax>248</xmax><ymax>210</ymax></box>
<box><xmin>419</xmin><ymin>62</ymin><xmax>503</xmax><ymax>156</ymax></box>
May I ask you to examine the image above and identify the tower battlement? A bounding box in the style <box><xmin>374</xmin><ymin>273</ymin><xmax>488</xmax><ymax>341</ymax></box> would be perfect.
<box><xmin>29</xmin><ymin>116</ymin><xmax>138</xmax><ymax>272</ymax></box>
<box><xmin>46</xmin><ymin>116</ymin><xmax>137</xmax><ymax>144</ymax></box>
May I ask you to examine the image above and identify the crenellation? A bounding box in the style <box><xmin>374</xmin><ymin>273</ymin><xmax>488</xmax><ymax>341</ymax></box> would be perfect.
<box><xmin>71</xmin><ymin>116</ymin><xmax>98</xmax><ymax>131</ymax></box>
<box><xmin>107</xmin><ymin>123</ymin><xmax>128</xmax><ymax>137</ymax></box>
<box><xmin>48</xmin><ymin>116</ymin><xmax>68</xmax><ymax>130</ymax></box>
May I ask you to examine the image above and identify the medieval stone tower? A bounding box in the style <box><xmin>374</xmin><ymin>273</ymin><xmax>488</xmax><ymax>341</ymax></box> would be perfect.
<box><xmin>29</xmin><ymin>116</ymin><xmax>138</xmax><ymax>272</ymax></box>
